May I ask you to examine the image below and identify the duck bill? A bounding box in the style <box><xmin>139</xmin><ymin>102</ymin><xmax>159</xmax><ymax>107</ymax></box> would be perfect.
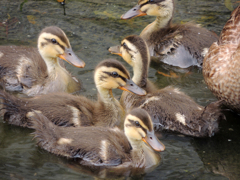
<box><xmin>121</xmin><ymin>5</ymin><xmax>147</xmax><ymax>20</ymax></box>
<box><xmin>58</xmin><ymin>48</ymin><xmax>85</xmax><ymax>68</ymax></box>
<box><xmin>118</xmin><ymin>79</ymin><xmax>146</xmax><ymax>96</ymax></box>
<box><xmin>142</xmin><ymin>131</ymin><xmax>165</xmax><ymax>152</ymax></box>
<box><xmin>108</xmin><ymin>45</ymin><xmax>122</xmax><ymax>57</ymax></box>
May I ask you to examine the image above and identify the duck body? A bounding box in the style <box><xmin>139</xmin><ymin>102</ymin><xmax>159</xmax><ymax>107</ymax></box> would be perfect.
<box><xmin>0</xmin><ymin>26</ymin><xmax>85</xmax><ymax>97</ymax></box>
<box><xmin>0</xmin><ymin>59</ymin><xmax>146</xmax><ymax>129</ymax></box>
<box><xmin>109</xmin><ymin>35</ymin><xmax>224</xmax><ymax>137</ymax></box>
<box><xmin>203</xmin><ymin>5</ymin><xmax>240</xmax><ymax>113</ymax></box>
<box><xmin>30</xmin><ymin>108</ymin><xmax>165</xmax><ymax>168</ymax></box>
<box><xmin>121</xmin><ymin>0</ymin><xmax>218</xmax><ymax>68</ymax></box>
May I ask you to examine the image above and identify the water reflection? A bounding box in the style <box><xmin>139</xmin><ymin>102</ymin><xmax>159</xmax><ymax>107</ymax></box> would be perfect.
<box><xmin>0</xmin><ymin>0</ymin><xmax>239</xmax><ymax>179</ymax></box>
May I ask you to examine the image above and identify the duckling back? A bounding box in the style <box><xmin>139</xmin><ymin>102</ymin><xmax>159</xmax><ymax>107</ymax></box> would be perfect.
<box><xmin>30</xmin><ymin>111</ymin><xmax>131</xmax><ymax>166</ymax></box>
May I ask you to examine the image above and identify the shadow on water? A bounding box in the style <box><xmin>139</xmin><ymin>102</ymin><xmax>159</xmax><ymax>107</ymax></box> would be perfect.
<box><xmin>0</xmin><ymin>0</ymin><xmax>240</xmax><ymax>179</ymax></box>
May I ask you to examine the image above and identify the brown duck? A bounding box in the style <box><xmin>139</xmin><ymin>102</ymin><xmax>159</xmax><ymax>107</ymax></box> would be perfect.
<box><xmin>109</xmin><ymin>35</ymin><xmax>224</xmax><ymax>137</ymax></box>
<box><xmin>203</xmin><ymin>5</ymin><xmax>240</xmax><ymax>113</ymax></box>
<box><xmin>0</xmin><ymin>26</ymin><xmax>85</xmax><ymax>97</ymax></box>
<box><xmin>30</xmin><ymin>108</ymin><xmax>165</xmax><ymax>168</ymax></box>
<box><xmin>120</xmin><ymin>0</ymin><xmax>218</xmax><ymax>68</ymax></box>
<box><xmin>0</xmin><ymin>59</ymin><xmax>146</xmax><ymax>129</ymax></box>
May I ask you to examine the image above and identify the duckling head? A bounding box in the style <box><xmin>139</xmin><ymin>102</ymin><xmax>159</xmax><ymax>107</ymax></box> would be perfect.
<box><xmin>109</xmin><ymin>35</ymin><xmax>150</xmax><ymax>68</ymax></box>
<box><xmin>37</xmin><ymin>26</ymin><xmax>85</xmax><ymax>69</ymax></box>
<box><xmin>124</xmin><ymin>108</ymin><xmax>165</xmax><ymax>152</ymax></box>
<box><xmin>121</xmin><ymin>0</ymin><xmax>174</xmax><ymax>19</ymax></box>
<box><xmin>94</xmin><ymin>59</ymin><xmax>146</xmax><ymax>95</ymax></box>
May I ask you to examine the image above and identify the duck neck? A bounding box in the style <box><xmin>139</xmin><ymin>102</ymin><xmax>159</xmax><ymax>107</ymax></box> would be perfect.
<box><xmin>128</xmin><ymin>140</ymin><xmax>146</xmax><ymax>167</ymax></box>
<box><xmin>97</xmin><ymin>87</ymin><xmax>125</xmax><ymax>128</ymax></box>
<box><xmin>97</xmin><ymin>87</ymin><xmax>115</xmax><ymax>104</ymax></box>
<box><xmin>140</xmin><ymin>14</ymin><xmax>172</xmax><ymax>41</ymax></box>
<box><xmin>44</xmin><ymin>57</ymin><xmax>61</xmax><ymax>75</ymax></box>
<box><xmin>155</xmin><ymin>15</ymin><xmax>172</xmax><ymax>29</ymax></box>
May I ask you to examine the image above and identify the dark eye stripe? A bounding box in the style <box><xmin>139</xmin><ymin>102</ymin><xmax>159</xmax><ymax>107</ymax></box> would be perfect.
<box><xmin>128</xmin><ymin>119</ymin><xmax>147</xmax><ymax>133</ymax></box>
<box><xmin>121</xmin><ymin>42</ymin><xmax>131</xmax><ymax>52</ymax></box>
<box><xmin>44</xmin><ymin>38</ymin><xmax>65</xmax><ymax>51</ymax></box>
<box><xmin>103</xmin><ymin>71</ymin><xmax>127</xmax><ymax>82</ymax></box>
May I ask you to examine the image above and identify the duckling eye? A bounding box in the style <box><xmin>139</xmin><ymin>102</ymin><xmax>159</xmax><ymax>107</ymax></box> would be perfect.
<box><xmin>111</xmin><ymin>71</ymin><xmax>119</xmax><ymax>77</ymax></box>
<box><xmin>148</xmin><ymin>0</ymin><xmax>154</xmax><ymax>2</ymax></box>
<box><xmin>135</xmin><ymin>121</ymin><xmax>140</xmax><ymax>127</ymax></box>
<box><xmin>51</xmin><ymin>38</ymin><xmax>57</xmax><ymax>44</ymax></box>
<box><xmin>122</xmin><ymin>42</ymin><xmax>127</xmax><ymax>48</ymax></box>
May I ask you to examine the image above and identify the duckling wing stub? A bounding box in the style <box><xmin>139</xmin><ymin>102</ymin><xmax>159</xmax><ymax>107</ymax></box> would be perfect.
<box><xmin>0</xmin><ymin>46</ymin><xmax>48</xmax><ymax>93</ymax></box>
<box><xmin>149</xmin><ymin>23</ymin><xmax>218</xmax><ymax>68</ymax></box>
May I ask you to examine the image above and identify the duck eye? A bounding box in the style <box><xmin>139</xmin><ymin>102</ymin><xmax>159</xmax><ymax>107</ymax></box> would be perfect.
<box><xmin>51</xmin><ymin>38</ymin><xmax>57</xmax><ymax>44</ymax></box>
<box><xmin>122</xmin><ymin>42</ymin><xmax>127</xmax><ymax>48</ymax></box>
<box><xmin>112</xmin><ymin>71</ymin><xmax>119</xmax><ymax>77</ymax></box>
<box><xmin>148</xmin><ymin>0</ymin><xmax>154</xmax><ymax>2</ymax></box>
<box><xmin>135</xmin><ymin>121</ymin><xmax>140</xmax><ymax>127</ymax></box>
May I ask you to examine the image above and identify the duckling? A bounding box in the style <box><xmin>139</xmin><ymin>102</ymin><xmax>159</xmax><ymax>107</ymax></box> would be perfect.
<box><xmin>109</xmin><ymin>35</ymin><xmax>224</xmax><ymax>137</ymax></box>
<box><xmin>120</xmin><ymin>0</ymin><xmax>218</xmax><ymax>68</ymax></box>
<box><xmin>29</xmin><ymin>108</ymin><xmax>165</xmax><ymax>168</ymax></box>
<box><xmin>0</xmin><ymin>59</ymin><xmax>146</xmax><ymax>129</ymax></box>
<box><xmin>203</xmin><ymin>5</ymin><xmax>240</xmax><ymax>113</ymax></box>
<box><xmin>0</xmin><ymin>26</ymin><xmax>85</xmax><ymax>97</ymax></box>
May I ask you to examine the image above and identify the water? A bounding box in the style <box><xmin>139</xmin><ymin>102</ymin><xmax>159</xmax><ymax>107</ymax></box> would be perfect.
<box><xmin>0</xmin><ymin>0</ymin><xmax>239</xmax><ymax>179</ymax></box>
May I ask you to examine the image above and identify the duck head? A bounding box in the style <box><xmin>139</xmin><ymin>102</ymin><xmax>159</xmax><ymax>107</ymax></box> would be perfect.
<box><xmin>94</xmin><ymin>59</ymin><xmax>146</xmax><ymax>95</ymax></box>
<box><xmin>37</xmin><ymin>26</ymin><xmax>85</xmax><ymax>69</ymax></box>
<box><xmin>121</xmin><ymin>0</ymin><xmax>174</xmax><ymax>19</ymax></box>
<box><xmin>124</xmin><ymin>108</ymin><xmax>165</xmax><ymax>152</ymax></box>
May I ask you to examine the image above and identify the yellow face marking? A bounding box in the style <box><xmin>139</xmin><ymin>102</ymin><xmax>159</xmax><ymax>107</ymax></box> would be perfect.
<box><xmin>124</xmin><ymin>114</ymin><xmax>149</xmax><ymax>140</ymax></box>
<box><xmin>94</xmin><ymin>66</ymin><xmax>129</xmax><ymax>89</ymax></box>
<box><xmin>138</xmin><ymin>0</ymin><xmax>148</xmax><ymax>5</ymax></box>
<box><xmin>138</xmin><ymin>0</ymin><xmax>173</xmax><ymax>17</ymax></box>
<box><xmin>38</xmin><ymin>32</ymin><xmax>70</xmax><ymax>59</ymax></box>
<box><xmin>120</xmin><ymin>39</ymin><xmax>139</xmax><ymax>67</ymax></box>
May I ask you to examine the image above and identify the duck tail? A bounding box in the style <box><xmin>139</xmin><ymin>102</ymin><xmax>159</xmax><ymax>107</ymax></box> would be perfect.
<box><xmin>28</xmin><ymin>111</ymin><xmax>60</xmax><ymax>154</ymax></box>
<box><xmin>200</xmin><ymin>100</ymin><xmax>226</xmax><ymax>137</ymax></box>
<box><xmin>0</xmin><ymin>90</ymin><xmax>30</xmax><ymax>127</ymax></box>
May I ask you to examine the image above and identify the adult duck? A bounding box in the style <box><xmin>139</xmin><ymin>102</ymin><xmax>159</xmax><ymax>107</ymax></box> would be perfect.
<box><xmin>30</xmin><ymin>108</ymin><xmax>165</xmax><ymax>168</ymax></box>
<box><xmin>0</xmin><ymin>59</ymin><xmax>146</xmax><ymax>129</ymax></box>
<box><xmin>109</xmin><ymin>35</ymin><xmax>224</xmax><ymax>137</ymax></box>
<box><xmin>0</xmin><ymin>26</ymin><xmax>85</xmax><ymax>97</ymax></box>
<box><xmin>120</xmin><ymin>0</ymin><xmax>218</xmax><ymax>68</ymax></box>
<box><xmin>203</xmin><ymin>5</ymin><xmax>240</xmax><ymax>113</ymax></box>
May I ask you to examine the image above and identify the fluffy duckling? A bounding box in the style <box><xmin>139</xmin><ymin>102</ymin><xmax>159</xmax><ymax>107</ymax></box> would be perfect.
<box><xmin>30</xmin><ymin>108</ymin><xmax>165</xmax><ymax>168</ymax></box>
<box><xmin>0</xmin><ymin>59</ymin><xmax>146</xmax><ymax>129</ymax></box>
<box><xmin>120</xmin><ymin>0</ymin><xmax>218</xmax><ymax>68</ymax></box>
<box><xmin>203</xmin><ymin>5</ymin><xmax>240</xmax><ymax>113</ymax></box>
<box><xmin>0</xmin><ymin>26</ymin><xmax>85</xmax><ymax>97</ymax></box>
<box><xmin>109</xmin><ymin>35</ymin><xmax>224</xmax><ymax>137</ymax></box>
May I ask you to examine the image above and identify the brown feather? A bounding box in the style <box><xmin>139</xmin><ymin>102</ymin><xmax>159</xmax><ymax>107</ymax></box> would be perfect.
<box><xmin>203</xmin><ymin>5</ymin><xmax>240</xmax><ymax>113</ymax></box>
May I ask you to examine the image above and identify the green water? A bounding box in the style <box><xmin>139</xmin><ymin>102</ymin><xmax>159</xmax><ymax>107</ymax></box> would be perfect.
<box><xmin>0</xmin><ymin>0</ymin><xmax>239</xmax><ymax>179</ymax></box>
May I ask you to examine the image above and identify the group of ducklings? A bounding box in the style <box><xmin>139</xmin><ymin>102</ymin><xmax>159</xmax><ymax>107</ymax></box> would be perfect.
<box><xmin>0</xmin><ymin>0</ymin><xmax>239</xmax><ymax>171</ymax></box>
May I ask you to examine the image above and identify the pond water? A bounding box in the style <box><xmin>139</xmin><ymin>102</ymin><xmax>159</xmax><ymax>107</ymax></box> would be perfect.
<box><xmin>0</xmin><ymin>0</ymin><xmax>240</xmax><ymax>179</ymax></box>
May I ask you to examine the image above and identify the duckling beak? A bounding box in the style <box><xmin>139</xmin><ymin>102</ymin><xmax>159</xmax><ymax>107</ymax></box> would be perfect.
<box><xmin>142</xmin><ymin>131</ymin><xmax>165</xmax><ymax>152</ymax></box>
<box><xmin>108</xmin><ymin>45</ymin><xmax>122</xmax><ymax>57</ymax></box>
<box><xmin>58</xmin><ymin>48</ymin><xmax>86</xmax><ymax>68</ymax></box>
<box><xmin>121</xmin><ymin>5</ymin><xmax>147</xmax><ymax>19</ymax></box>
<box><xmin>118</xmin><ymin>79</ymin><xmax>146</xmax><ymax>96</ymax></box>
